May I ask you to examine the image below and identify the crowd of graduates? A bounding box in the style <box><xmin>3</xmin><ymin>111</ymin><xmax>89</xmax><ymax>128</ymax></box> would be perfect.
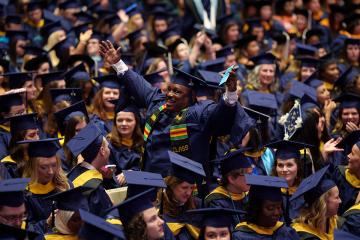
<box><xmin>1</xmin><ymin>0</ymin><xmax>360</xmax><ymax>239</ymax></box>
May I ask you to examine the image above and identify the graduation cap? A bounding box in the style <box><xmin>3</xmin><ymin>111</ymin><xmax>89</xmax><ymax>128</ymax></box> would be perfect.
<box><xmin>296</xmin><ymin>43</ymin><xmax>317</xmax><ymax>57</ymax></box>
<box><xmin>143</xmin><ymin>41</ymin><xmax>168</xmax><ymax>56</ymax></box>
<box><xmin>24</xmin><ymin>55</ymin><xmax>50</xmax><ymax>71</ymax></box>
<box><xmin>171</xmin><ymin>67</ymin><xmax>206</xmax><ymax>89</ymax></box>
<box><xmin>126</xmin><ymin>29</ymin><xmax>148</xmax><ymax>44</ymax></box>
<box><xmin>66</xmin><ymin>54</ymin><xmax>95</xmax><ymax>69</ymax></box>
<box><xmin>266</xmin><ymin>140</ymin><xmax>313</xmax><ymax>160</ymax></box>
<box><xmin>246</xmin><ymin>174</ymin><xmax>288</xmax><ymax>201</ymax></box>
<box><xmin>193</xmin><ymin>23</ymin><xmax>218</xmax><ymax>40</ymax></box>
<box><xmin>37</xmin><ymin>71</ymin><xmax>65</xmax><ymax>86</ymax></box>
<box><xmin>23</xmin><ymin>45</ymin><xmax>48</xmax><ymax>57</ymax></box>
<box><xmin>0</xmin><ymin>92</ymin><xmax>24</xmax><ymax>112</ymax></box>
<box><xmin>333</xmin><ymin>93</ymin><xmax>360</xmax><ymax>109</ymax></box>
<box><xmin>8</xmin><ymin>113</ymin><xmax>38</xmax><ymax>135</ymax></box>
<box><xmin>168</xmin><ymin>151</ymin><xmax>206</xmax><ymax>184</ymax></box>
<box><xmin>250</xmin><ymin>52</ymin><xmax>277</xmax><ymax>65</ymax></box>
<box><xmin>89</xmin><ymin>31</ymin><xmax>104</xmax><ymax>41</ymax></box>
<box><xmin>305</xmin><ymin>28</ymin><xmax>323</xmax><ymax>41</ymax></box>
<box><xmin>297</xmin><ymin>57</ymin><xmax>319</xmax><ymax>68</ymax></box>
<box><xmin>72</xmin><ymin>22</ymin><xmax>93</xmax><ymax>38</ymax></box>
<box><xmin>27</xmin><ymin>0</ymin><xmax>45</xmax><ymax>11</ymax></box>
<box><xmin>122</xmin><ymin>52</ymin><xmax>134</xmax><ymax>66</ymax></box>
<box><xmin>0</xmin><ymin>223</ymin><xmax>42</xmax><ymax>240</ymax></box>
<box><xmin>0</xmin><ymin>59</ymin><xmax>9</xmax><ymax>72</ymax></box>
<box><xmin>329</xmin><ymin>4</ymin><xmax>347</xmax><ymax>15</ymax></box>
<box><xmin>291</xmin><ymin>166</ymin><xmax>335</xmax><ymax>204</ymax></box>
<box><xmin>44</xmin><ymin>186</ymin><xmax>90</xmax><ymax>211</ymax></box>
<box><xmin>0</xmin><ymin>178</ymin><xmax>30</xmax><ymax>207</ymax></box>
<box><xmin>94</xmin><ymin>74</ymin><xmax>120</xmax><ymax>89</ymax></box>
<box><xmin>6</xmin><ymin>30</ymin><xmax>28</xmax><ymax>41</ymax></box>
<box><xmin>3</xmin><ymin>72</ymin><xmax>33</xmax><ymax>89</ymax></box>
<box><xmin>123</xmin><ymin>170</ymin><xmax>166</xmax><ymax>200</ymax></box>
<box><xmin>78</xmin><ymin>209</ymin><xmax>126</xmax><ymax>240</ymax></box>
<box><xmin>18</xmin><ymin>138</ymin><xmax>60</xmax><ymax>158</ymax></box>
<box><xmin>167</xmin><ymin>38</ymin><xmax>186</xmax><ymax>54</ymax></box>
<box><xmin>54</xmin><ymin>101</ymin><xmax>88</xmax><ymax>135</ymax></box>
<box><xmin>49</xmin><ymin>88</ymin><xmax>82</xmax><ymax>104</ymax></box>
<box><xmin>336</xmin><ymin>130</ymin><xmax>360</xmax><ymax>155</ymax></box>
<box><xmin>197</xmin><ymin>70</ymin><xmax>222</xmax><ymax>87</ymax></box>
<box><xmin>216</xmin><ymin>13</ymin><xmax>239</xmax><ymax>29</ymax></box>
<box><xmin>112</xmin><ymin>97</ymin><xmax>139</xmax><ymax>116</ymax></box>
<box><xmin>334</xmin><ymin>66</ymin><xmax>358</xmax><ymax>90</ymax></box>
<box><xmin>186</xmin><ymin>208</ymin><xmax>245</xmax><ymax>228</ymax></box>
<box><xmin>41</xmin><ymin>21</ymin><xmax>63</xmax><ymax>40</ymax></box>
<box><xmin>151</xmin><ymin>4</ymin><xmax>170</xmax><ymax>21</ymax></box>
<box><xmin>301</xmin><ymin>93</ymin><xmax>320</xmax><ymax>112</ymax></box>
<box><xmin>247</xmin><ymin>90</ymin><xmax>278</xmax><ymax>115</ymax></box>
<box><xmin>235</xmin><ymin>35</ymin><xmax>258</xmax><ymax>49</ymax></box>
<box><xmin>243</xmin><ymin>18</ymin><xmax>263</xmax><ymax>33</ymax></box>
<box><xmin>108</xmin><ymin>188</ymin><xmax>155</xmax><ymax>224</ymax></box>
<box><xmin>214</xmin><ymin>148</ymin><xmax>252</xmax><ymax>176</ymax></box>
<box><xmin>66</xmin><ymin>123</ymin><xmax>103</xmax><ymax>162</ymax></box>
<box><xmin>58</xmin><ymin>0</ymin><xmax>81</xmax><ymax>9</ymax></box>
<box><xmin>343</xmin><ymin>13</ymin><xmax>360</xmax><ymax>30</ymax></box>
<box><xmin>304</xmin><ymin>71</ymin><xmax>324</xmax><ymax>89</ymax></box>
<box><xmin>103</xmin><ymin>14</ymin><xmax>121</xmax><ymax>27</ymax></box>
<box><xmin>158</xmin><ymin>25</ymin><xmax>180</xmax><ymax>42</ymax></box>
<box><xmin>126</xmin><ymin>3</ymin><xmax>141</xmax><ymax>17</ymax></box>
<box><xmin>74</xmin><ymin>11</ymin><xmax>96</xmax><ymax>23</ymax></box>
<box><xmin>198</xmin><ymin>57</ymin><xmax>226</xmax><ymax>72</ymax></box>
<box><xmin>216</xmin><ymin>45</ymin><xmax>235</xmax><ymax>58</ymax></box>
<box><xmin>333</xmin><ymin>229</ymin><xmax>360</xmax><ymax>240</ymax></box>
<box><xmin>144</xmin><ymin>69</ymin><xmax>166</xmax><ymax>86</ymax></box>
<box><xmin>344</xmin><ymin>38</ymin><xmax>360</xmax><ymax>46</ymax></box>
<box><xmin>64</xmin><ymin>63</ymin><xmax>90</xmax><ymax>85</ymax></box>
<box><xmin>243</xmin><ymin>106</ymin><xmax>270</xmax><ymax>126</ymax></box>
<box><xmin>5</xmin><ymin>14</ymin><xmax>22</xmax><ymax>25</ymax></box>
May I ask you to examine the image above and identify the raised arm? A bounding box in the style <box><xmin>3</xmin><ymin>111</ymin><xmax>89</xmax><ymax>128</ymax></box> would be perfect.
<box><xmin>99</xmin><ymin>40</ymin><xmax>161</xmax><ymax>108</ymax></box>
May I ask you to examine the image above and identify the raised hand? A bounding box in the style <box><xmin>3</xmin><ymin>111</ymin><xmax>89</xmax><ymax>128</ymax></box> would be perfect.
<box><xmin>226</xmin><ymin>69</ymin><xmax>237</xmax><ymax>92</ymax></box>
<box><xmin>99</xmin><ymin>40</ymin><xmax>122</xmax><ymax>65</ymax></box>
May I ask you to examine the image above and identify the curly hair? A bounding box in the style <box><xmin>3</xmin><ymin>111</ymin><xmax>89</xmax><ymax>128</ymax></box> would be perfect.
<box><xmin>293</xmin><ymin>189</ymin><xmax>332</xmax><ymax>232</ymax></box>
<box><xmin>123</xmin><ymin>212</ymin><xmax>148</xmax><ymax>240</ymax></box>
<box><xmin>9</xmin><ymin>130</ymin><xmax>30</xmax><ymax>176</ymax></box>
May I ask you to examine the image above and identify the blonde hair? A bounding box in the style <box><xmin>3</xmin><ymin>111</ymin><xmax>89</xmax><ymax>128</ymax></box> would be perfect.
<box><xmin>293</xmin><ymin>189</ymin><xmax>332</xmax><ymax>231</ymax></box>
<box><xmin>23</xmin><ymin>155</ymin><xmax>69</xmax><ymax>192</ymax></box>
<box><xmin>246</xmin><ymin>64</ymin><xmax>278</xmax><ymax>93</ymax></box>
<box><xmin>44</xmin><ymin>30</ymin><xmax>65</xmax><ymax>67</ymax></box>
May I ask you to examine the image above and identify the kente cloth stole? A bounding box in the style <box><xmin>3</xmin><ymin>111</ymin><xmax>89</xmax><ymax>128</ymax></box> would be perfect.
<box><xmin>143</xmin><ymin>103</ymin><xmax>191</xmax><ymax>157</ymax></box>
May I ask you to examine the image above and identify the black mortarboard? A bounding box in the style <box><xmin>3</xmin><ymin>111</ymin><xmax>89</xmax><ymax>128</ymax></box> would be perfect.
<box><xmin>75</xmin><ymin>11</ymin><xmax>96</xmax><ymax>23</ymax></box>
<box><xmin>304</xmin><ymin>71</ymin><xmax>324</xmax><ymax>89</ymax></box>
<box><xmin>112</xmin><ymin>97</ymin><xmax>139</xmax><ymax>116</ymax></box>
<box><xmin>72</xmin><ymin>22</ymin><xmax>92</xmax><ymax>38</ymax></box>
<box><xmin>143</xmin><ymin>41</ymin><xmax>168</xmax><ymax>57</ymax></box>
<box><xmin>24</xmin><ymin>55</ymin><xmax>50</xmax><ymax>71</ymax></box>
<box><xmin>336</xmin><ymin>130</ymin><xmax>360</xmax><ymax>155</ymax></box>
<box><xmin>27</xmin><ymin>0</ymin><xmax>45</xmax><ymax>11</ymax></box>
<box><xmin>0</xmin><ymin>92</ymin><xmax>24</xmax><ymax>112</ymax></box>
<box><xmin>64</xmin><ymin>63</ymin><xmax>90</xmax><ymax>86</ymax></box>
<box><xmin>103</xmin><ymin>14</ymin><xmax>121</xmax><ymax>27</ymax></box>
<box><xmin>94</xmin><ymin>74</ymin><xmax>120</xmax><ymax>89</ymax></box>
<box><xmin>197</xmin><ymin>70</ymin><xmax>222</xmax><ymax>88</ymax></box>
<box><xmin>151</xmin><ymin>4</ymin><xmax>170</xmax><ymax>21</ymax></box>
<box><xmin>198</xmin><ymin>57</ymin><xmax>226</xmax><ymax>72</ymax></box>
<box><xmin>3</xmin><ymin>72</ymin><xmax>32</xmax><ymax>89</ymax></box>
<box><xmin>243</xmin><ymin>106</ymin><xmax>270</xmax><ymax>126</ymax></box>
<box><xmin>144</xmin><ymin>69</ymin><xmax>166</xmax><ymax>85</ymax></box>
<box><xmin>343</xmin><ymin>13</ymin><xmax>360</xmax><ymax>30</ymax></box>
<box><xmin>216</xmin><ymin>45</ymin><xmax>235</xmax><ymax>58</ymax></box>
<box><xmin>333</xmin><ymin>93</ymin><xmax>360</xmax><ymax>109</ymax></box>
<box><xmin>333</xmin><ymin>229</ymin><xmax>360</xmax><ymax>240</ymax></box>
<box><xmin>0</xmin><ymin>178</ymin><xmax>30</xmax><ymax>207</ymax></box>
<box><xmin>9</xmin><ymin>113</ymin><xmax>38</xmax><ymax>135</ymax></box>
<box><xmin>187</xmin><ymin>208</ymin><xmax>245</xmax><ymax>228</ymax></box>
<box><xmin>67</xmin><ymin>54</ymin><xmax>94</xmax><ymax>69</ymax></box>
<box><xmin>44</xmin><ymin>186</ymin><xmax>90</xmax><ymax>211</ymax></box>
<box><xmin>301</xmin><ymin>93</ymin><xmax>319</xmax><ymax>112</ymax></box>
<box><xmin>0</xmin><ymin>59</ymin><xmax>9</xmax><ymax>72</ymax></box>
<box><xmin>18</xmin><ymin>138</ymin><xmax>60</xmax><ymax>158</ymax></box>
<box><xmin>0</xmin><ymin>223</ymin><xmax>42</xmax><ymax>240</ymax></box>
<box><xmin>247</xmin><ymin>91</ymin><xmax>278</xmax><ymax>115</ymax></box>
<box><xmin>126</xmin><ymin>29</ymin><xmax>147</xmax><ymax>44</ymax></box>
<box><xmin>193</xmin><ymin>23</ymin><xmax>218</xmax><ymax>40</ymax></box>
<box><xmin>334</xmin><ymin>66</ymin><xmax>358</xmax><ymax>89</ymax></box>
<box><xmin>5</xmin><ymin>14</ymin><xmax>22</xmax><ymax>25</ymax></box>
<box><xmin>167</xmin><ymin>38</ymin><xmax>186</xmax><ymax>54</ymax></box>
<box><xmin>344</xmin><ymin>38</ymin><xmax>360</xmax><ymax>46</ymax></box>
<box><xmin>6</xmin><ymin>30</ymin><xmax>28</xmax><ymax>41</ymax></box>
<box><xmin>78</xmin><ymin>209</ymin><xmax>126</xmax><ymax>240</ymax></box>
<box><xmin>297</xmin><ymin>57</ymin><xmax>319</xmax><ymax>68</ymax></box>
<box><xmin>235</xmin><ymin>35</ymin><xmax>258</xmax><ymax>49</ymax></box>
<box><xmin>168</xmin><ymin>151</ymin><xmax>206</xmax><ymax>184</ymax></box>
<box><xmin>58</xmin><ymin>0</ymin><xmax>81</xmax><ymax>9</ymax></box>
<box><xmin>89</xmin><ymin>31</ymin><xmax>104</xmax><ymax>41</ymax></box>
<box><xmin>215</xmin><ymin>148</ymin><xmax>252</xmax><ymax>176</ymax></box>
<box><xmin>171</xmin><ymin>67</ymin><xmax>206</xmax><ymax>89</ymax></box>
<box><xmin>106</xmin><ymin>188</ymin><xmax>154</xmax><ymax>224</ymax></box>
<box><xmin>266</xmin><ymin>140</ymin><xmax>313</xmax><ymax>160</ymax></box>
<box><xmin>41</xmin><ymin>21</ymin><xmax>63</xmax><ymax>41</ymax></box>
<box><xmin>158</xmin><ymin>25</ymin><xmax>180</xmax><ymax>42</ymax></box>
<box><xmin>23</xmin><ymin>45</ymin><xmax>47</xmax><ymax>56</ymax></box>
<box><xmin>38</xmin><ymin>71</ymin><xmax>65</xmax><ymax>86</ymax></box>
<box><xmin>287</xmin><ymin>81</ymin><xmax>317</xmax><ymax>103</ymax></box>
<box><xmin>329</xmin><ymin>4</ymin><xmax>346</xmax><ymax>15</ymax></box>
<box><xmin>54</xmin><ymin>101</ymin><xmax>88</xmax><ymax>135</ymax></box>
<box><xmin>50</xmin><ymin>88</ymin><xmax>82</xmax><ymax>104</ymax></box>
<box><xmin>305</xmin><ymin>28</ymin><xmax>323</xmax><ymax>40</ymax></box>
<box><xmin>291</xmin><ymin>166</ymin><xmax>335</xmax><ymax>204</ymax></box>
<box><xmin>124</xmin><ymin>170</ymin><xmax>166</xmax><ymax>200</ymax></box>
<box><xmin>296</xmin><ymin>43</ymin><xmax>317</xmax><ymax>57</ymax></box>
<box><xmin>250</xmin><ymin>52</ymin><xmax>277</xmax><ymax>65</ymax></box>
<box><xmin>246</xmin><ymin>174</ymin><xmax>288</xmax><ymax>201</ymax></box>
<box><xmin>126</xmin><ymin>3</ymin><xmax>141</xmax><ymax>17</ymax></box>
<box><xmin>216</xmin><ymin>13</ymin><xmax>238</xmax><ymax>28</ymax></box>
<box><xmin>66</xmin><ymin>123</ymin><xmax>103</xmax><ymax>162</ymax></box>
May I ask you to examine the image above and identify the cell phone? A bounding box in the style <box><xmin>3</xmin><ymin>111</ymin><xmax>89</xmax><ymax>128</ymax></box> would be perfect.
<box><xmin>105</xmin><ymin>164</ymin><xmax>116</xmax><ymax>169</ymax></box>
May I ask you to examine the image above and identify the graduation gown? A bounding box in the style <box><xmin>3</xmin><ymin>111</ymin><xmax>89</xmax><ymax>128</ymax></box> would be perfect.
<box><xmin>204</xmin><ymin>186</ymin><xmax>247</xmax><ymax>226</ymax></box>
<box><xmin>281</xmin><ymin>187</ymin><xmax>304</xmax><ymax>221</ymax></box>
<box><xmin>117</xmin><ymin>69</ymin><xmax>238</xmax><ymax>177</ymax></box>
<box><xmin>233</xmin><ymin>221</ymin><xmax>300</xmax><ymax>240</ymax></box>
<box><xmin>44</xmin><ymin>233</ymin><xmax>78</xmax><ymax>240</ymax></box>
<box><xmin>332</xmin><ymin>165</ymin><xmax>360</xmax><ymax>214</ymax></box>
<box><xmin>340</xmin><ymin>203</ymin><xmax>360</xmax><ymax>236</ymax></box>
<box><xmin>0</xmin><ymin>124</ymin><xmax>11</xmax><ymax>160</ymax></box>
<box><xmin>67</xmin><ymin>164</ymin><xmax>113</xmax><ymax>217</ymax></box>
<box><xmin>89</xmin><ymin>114</ymin><xmax>114</xmax><ymax>137</ymax></box>
<box><xmin>164</xmin><ymin>213</ymin><xmax>201</xmax><ymax>240</ymax></box>
<box><xmin>108</xmin><ymin>143</ymin><xmax>141</xmax><ymax>172</ymax></box>
<box><xmin>0</xmin><ymin>155</ymin><xmax>19</xmax><ymax>178</ymax></box>
<box><xmin>292</xmin><ymin>216</ymin><xmax>337</xmax><ymax>240</ymax></box>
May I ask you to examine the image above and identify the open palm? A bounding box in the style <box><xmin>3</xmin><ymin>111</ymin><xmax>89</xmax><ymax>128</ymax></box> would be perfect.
<box><xmin>99</xmin><ymin>40</ymin><xmax>121</xmax><ymax>65</ymax></box>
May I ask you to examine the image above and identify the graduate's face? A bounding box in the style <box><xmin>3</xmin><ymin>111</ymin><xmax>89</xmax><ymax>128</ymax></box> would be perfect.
<box><xmin>226</xmin><ymin>25</ymin><xmax>239</xmax><ymax>43</ymax></box>
<box><xmin>348</xmin><ymin>144</ymin><xmax>360</xmax><ymax>172</ymax></box>
<box><xmin>143</xmin><ymin>207</ymin><xmax>164</xmax><ymax>240</ymax></box>
<box><xmin>224</xmin><ymin>54</ymin><xmax>237</xmax><ymax>69</ymax></box>
<box><xmin>204</xmin><ymin>226</ymin><xmax>231</xmax><ymax>240</ymax></box>
<box><xmin>346</xmin><ymin>44</ymin><xmax>360</xmax><ymax>62</ymax></box>
<box><xmin>166</xmin><ymin>83</ymin><xmax>191</xmax><ymax>112</ymax></box>
<box><xmin>102</xmin><ymin>87</ymin><xmax>120</xmax><ymax>110</ymax></box>
<box><xmin>323</xmin><ymin>63</ymin><xmax>340</xmax><ymax>82</ymax></box>
<box><xmin>300</xmin><ymin>67</ymin><xmax>316</xmax><ymax>82</ymax></box>
<box><xmin>172</xmin><ymin>181</ymin><xmax>194</xmax><ymax>204</ymax></box>
<box><xmin>38</xmin><ymin>62</ymin><xmax>50</xmax><ymax>74</ymax></box>
<box><xmin>276</xmin><ymin>158</ymin><xmax>298</xmax><ymax>187</ymax></box>
<box><xmin>0</xmin><ymin>204</ymin><xmax>26</xmax><ymax>228</ymax></box>
<box><xmin>316</xmin><ymin>84</ymin><xmax>330</xmax><ymax>105</ymax></box>
<box><xmin>341</xmin><ymin>108</ymin><xmax>359</xmax><ymax>126</ymax></box>
<box><xmin>295</xmin><ymin>14</ymin><xmax>307</xmax><ymax>31</ymax></box>
<box><xmin>259</xmin><ymin>64</ymin><xmax>275</xmax><ymax>87</ymax></box>
<box><xmin>325</xmin><ymin>186</ymin><xmax>341</xmax><ymax>218</ymax></box>
<box><xmin>24</xmin><ymin>129</ymin><xmax>40</xmax><ymax>140</ymax></box>
<box><xmin>37</xmin><ymin>156</ymin><xmax>58</xmax><ymax>184</ymax></box>
<box><xmin>258</xmin><ymin>200</ymin><xmax>282</xmax><ymax>227</ymax></box>
<box><xmin>55</xmin><ymin>79</ymin><xmax>66</xmax><ymax>89</ymax></box>
<box><xmin>176</xmin><ymin>43</ymin><xmax>190</xmax><ymax>61</ymax></box>
<box><xmin>87</xmin><ymin>39</ymin><xmax>100</xmax><ymax>56</ymax></box>
<box><xmin>23</xmin><ymin>80</ymin><xmax>37</xmax><ymax>100</ymax></box>
<box><xmin>154</xmin><ymin>19</ymin><xmax>168</xmax><ymax>34</ymax></box>
<box><xmin>116</xmin><ymin>111</ymin><xmax>136</xmax><ymax>139</ymax></box>
<box><xmin>8</xmin><ymin>104</ymin><xmax>26</xmax><ymax>118</ymax></box>
<box><xmin>246</xmin><ymin>41</ymin><xmax>260</xmax><ymax>58</ymax></box>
